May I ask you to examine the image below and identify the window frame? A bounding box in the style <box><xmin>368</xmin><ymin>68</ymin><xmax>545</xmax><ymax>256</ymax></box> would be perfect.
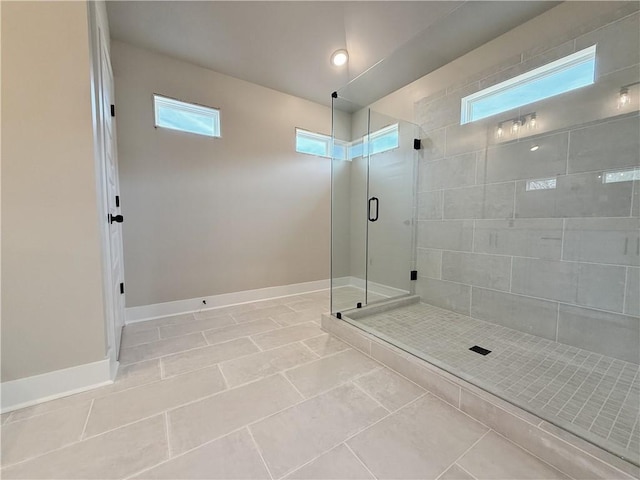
<box><xmin>460</xmin><ymin>45</ymin><xmax>597</xmax><ymax>125</ymax></box>
<box><xmin>153</xmin><ymin>94</ymin><xmax>221</xmax><ymax>138</ymax></box>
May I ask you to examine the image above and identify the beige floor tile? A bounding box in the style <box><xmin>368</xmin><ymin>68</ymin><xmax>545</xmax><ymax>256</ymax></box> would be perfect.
<box><xmin>250</xmin><ymin>383</ymin><xmax>387</xmax><ymax>478</ymax></box>
<box><xmin>1</xmin><ymin>403</ymin><xmax>91</xmax><ymax>467</ymax></box>
<box><xmin>273</xmin><ymin>310</ymin><xmax>322</xmax><ymax>327</ymax></box>
<box><xmin>457</xmin><ymin>431</ymin><xmax>569</xmax><ymax>479</ymax></box>
<box><xmin>347</xmin><ymin>394</ymin><xmax>488</xmax><ymax>479</ymax></box>
<box><xmin>438</xmin><ymin>464</ymin><xmax>476</xmax><ymax>480</ymax></box>
<box><xmin>119</xmin><ymin>333</ymin><xmax>207</xmax><ymax>365</ymax></box>
<box><xmin>284</xmin><ymin>444</ymin><xmax>374</xmax><ymax>479</ymax></box>
<box><xmin>84</xmin><ymin>366</ymin><xmax>226</xmax><ymax>437</ymax></box>
<box><xmin>353</xmin><ymin>368</ymin><xmax>425</xmax><ymax>411</ymax></box>
<box><xmin>162</xmin><ymin>338</ymin><xmax>259</xmax><ymax>378</ymax></box>
<box><xmin>125</xmin><ymin>314</ymin><xmax>197</xmax><ymax>334</ymax></box>
<box><xmin>251</xmin><ymin>323</ymin><xmax>324</xmax><ymax>350</ymax></box>
<box><xmin>204</xmin><ymin>319</ymin><xmax>280</xmax><ymax>345</ymax></box>
<box><xmin>194</xmin><ymin>302</ymin><xmax>257</xmax><ymax>320</ymax></box>
<box><xmin>7</xmin><ymin>360</ymin><xmax>162</xmax><ymax>423</ymax></box>
<box><xmin>159</xmin><ymin>315</ymin><xmax>235</xmax><ymax>339</ymax></box>
<box><xmin>285</xmin><ymin>349</ymin><xmax>380</xmax><ymax>398</ymax></box>
<box><xmin>220</xmin><ymin>342</ymin><xmax>318</xmax><ymax>387</ymax></box>
<box><xmin>287</xmin><ymin>300</ymin><xmax>325</xmax><ymax>312</ymax></box>
<box><xmin>233</xmin><ymin>305</ymin><xmax>296</xmax><ymax>323</ymax></box>
<box><xmin>169</xmin><ymin>374</ymin><xmax>302</xmax><ymax>455</ymax></box>
<box><xmin>1</xmin><ymin>416</ymin><xmax>168</xmax><ymax>479</ymax></box>
<box><xmin>132</xmin><ymin>429</ymin><xmax>269</xmax><ymax>479</ymax></box>
<box><xmin>303</xmin><ymin>334</ymin><xmax>351</xmax><ymax>357</ymax></box>
<box><xmin>121</xmin><ymin>328</ymin><xmax>160</xmax><ymax>348</ymax></box>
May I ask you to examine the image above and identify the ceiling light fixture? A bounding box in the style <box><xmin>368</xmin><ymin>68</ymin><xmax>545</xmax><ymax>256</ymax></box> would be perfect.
<box><xmin>331</xmin><ymin>49</ymin><xmax>349</xmax><ymax>67</ymax></box>
<box><xmin>617</xmin><ymin>81</ymin><xmax>640</xmax><ymax>109</ymax></box>
<box><xmin>530</xmin><ymin>145</ymin><xmax>539</xmax><ymax>152</ymax></box>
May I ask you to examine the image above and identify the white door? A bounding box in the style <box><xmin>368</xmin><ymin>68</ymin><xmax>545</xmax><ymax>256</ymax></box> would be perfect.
<box><xmin>99</xmin><ymin>31</ymin><xmax>125</xmax><ymax>358</ymax></box>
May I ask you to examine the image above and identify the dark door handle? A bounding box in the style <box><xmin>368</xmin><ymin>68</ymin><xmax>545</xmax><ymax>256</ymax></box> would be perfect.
<box><xmin>109</xmin><ymin>214</ymin><xmax>123</xmax><ymax>224</ymax></box>
<box><xmin>368</xmin><ymin>197</ymin><xmax>379</xmax><ymax>222</ymax></box>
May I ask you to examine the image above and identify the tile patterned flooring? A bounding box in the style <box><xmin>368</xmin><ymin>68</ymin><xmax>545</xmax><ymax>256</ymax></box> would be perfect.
<box><xmin>353</xmin><ymin>301</ymin><xmax>640</xmax><ymax>465</ymax></box>
<box><xmin>1</xmin><ymin>290</ymin><xmax>570</xmax><ymax>479</ymax></box>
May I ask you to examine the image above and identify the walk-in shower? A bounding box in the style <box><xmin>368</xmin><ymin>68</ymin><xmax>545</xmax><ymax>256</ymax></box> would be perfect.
<box><xmin>330</xmin><ymin>4</ymin><xmax>639</xmax><ymax>466</ymax></box>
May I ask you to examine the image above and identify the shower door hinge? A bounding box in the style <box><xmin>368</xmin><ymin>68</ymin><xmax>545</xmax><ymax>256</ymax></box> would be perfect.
<box><xmin>410</xmin><ymin>270</ymin><xmax>418</xmax><ymax>281</ymax></box>
<box><xmin>110</xmin><ymin>104</ymin><xmax>115</xmax><ymax>117</ymax></box>
<box><xmin>413</xmin><ymin>139</ymin><xmax>421</xmax><ymax>150</ymax></box>
<box><xmin>119</xmin><ymin>282</ymin><xmax>124</xmax><ymax>294</ymax></box>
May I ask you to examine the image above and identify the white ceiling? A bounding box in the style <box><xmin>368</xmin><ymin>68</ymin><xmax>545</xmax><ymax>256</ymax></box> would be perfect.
<box><xmin>107</xmin><ymin>1</ymin><xmax>558</xmax><ymax>107</ymax></box>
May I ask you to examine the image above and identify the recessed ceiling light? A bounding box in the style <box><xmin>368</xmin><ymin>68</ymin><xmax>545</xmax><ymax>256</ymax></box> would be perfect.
<box><xmin>530</xmin><ymin>145</ymin><xmax>539</xmax><ymax>151</ymax></box>
<box><xmin>331</xmin><ymin>49</ymin><xmax>349</xmax><ymax>67</ymax></box>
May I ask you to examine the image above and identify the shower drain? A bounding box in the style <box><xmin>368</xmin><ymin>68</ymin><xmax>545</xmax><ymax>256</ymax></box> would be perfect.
<box><xmin>469</xmin><ymin>345</ymin><xmax>491</xmax><ymax>356</ymax></box>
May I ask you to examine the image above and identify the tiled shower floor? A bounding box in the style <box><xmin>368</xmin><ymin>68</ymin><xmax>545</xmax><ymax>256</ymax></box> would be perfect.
<box><xmin>350</xmin><ymin>301</ymin><xmax>640</xmax><ymax>465</ymax></box>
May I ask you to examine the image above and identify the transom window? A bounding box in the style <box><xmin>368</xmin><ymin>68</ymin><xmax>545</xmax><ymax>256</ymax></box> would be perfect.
<box><xmin>296</xmin><ymin>124</ymin><xmax>399</xmax><ymax>161</ymax></box>
<box><xmin>153</xmin><ymin>94</ymin><xmax>220</xmax><ymax>138</ymax></box>
<box><xmin>460</xmin><ymin>45</ymin><xmax>596</xmax><ymax>124</ymax></box>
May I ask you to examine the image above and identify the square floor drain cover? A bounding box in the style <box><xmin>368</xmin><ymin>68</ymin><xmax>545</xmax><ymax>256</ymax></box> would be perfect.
<box><xmin>469</xmin><ymin>345</ymin><xmax>491</xmax><ymax>355</ymax></box>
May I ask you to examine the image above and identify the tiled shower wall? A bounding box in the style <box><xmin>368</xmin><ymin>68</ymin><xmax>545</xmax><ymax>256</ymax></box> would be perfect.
<box><xmin>414</xmin><ymin>6</ymin><xmax>640</xmax><ymax>364</ymax></box>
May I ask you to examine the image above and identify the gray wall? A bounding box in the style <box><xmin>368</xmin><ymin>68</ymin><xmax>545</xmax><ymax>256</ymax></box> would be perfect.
<box><xmin>414</xmin><ymin>6</ymin><xmax>639</xmax><ymax>363</ymax></box>
<box><xmin>1</xmin><ymin>1</ymin><xmax>108</xmax><ymax>381</ymax></box>
<box><xmin>112</xmin><ymin>42</ymin><xmax>336</xmax><ymax>307</ymax></box>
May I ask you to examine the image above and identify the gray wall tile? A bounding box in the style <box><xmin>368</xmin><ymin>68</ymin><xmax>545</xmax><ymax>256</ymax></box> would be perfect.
<box><xmin>625</xmin><ymin>267</ymin><xmax>639</xmax><ymax>316</ymax></box>
<box><xmin>442</xmin><ymin>252</ymin><xmax>511</xmax><ymax>291</ymax></box>
<box><xmin>471</xmin><ymin>288</ymin><xmax>558</xmax><ymax>340</ymax></box>
<box><xmin>515</xmin><ymin>172</ymin><xmax>634</xmax><ymax>218</ymax></box>
<box><xmin>511</xmin><ymin>258</ymin><xmax>626</xmax><ymax>312</ymax></box>
<box><xmin>420</xmin><ymin>153</ymin><xmax>476</xmax><ymax>191</ymax></box>
<box><xmin>557</xmin><ymin>304</ymin><xmax>640</xmax><ymax>363</ymax></box>
<box><xmin>421</xmin><ymin>128</ymin><xmax>445</xmax><ymax>161</ymax></box>
<box><xmin>416</xmin><ymin>278</ymin><xmax>471</xmax><ymax>315</ymax></box>
<box><xmin>418</xmin><ymin>191</ymin><xmax>442</xmax><ymax>220</ymax></box>
<box><xmin>575</xmin><ymin>12</ymin><xmax>640</xmax><ymax>78</ymax></box>
<box><xmin>474</xmin><ymin>219</ymin><xmax>563</xmax><ymax>260</ymax></box>
<box><xmin>478</xmin><ymin>133</ymin><xmax>568</xmax><ymax>183</ymax></box>
<box><xmin>564</xmin><ymin>218</ymin><xmax>640</xmax><ymax>266</ymax></box>
<box><xmin>568</xmin><ymin>115</ymin><xmax>640</xmax><ymax>174</ymax></box>
<box><xmin>418</xmin><ymin>220</ymin><xmax>474</xmax><ymax>251</ymax></box>
<box><xmin>444</xmin><ymin>182</ymin><xmax>515</xmax><ymax>219</ymax></box>
<box><xmin>417</xmin><ymin>248</ymin><xmax>442</xmax><ymax>279</ymax></box>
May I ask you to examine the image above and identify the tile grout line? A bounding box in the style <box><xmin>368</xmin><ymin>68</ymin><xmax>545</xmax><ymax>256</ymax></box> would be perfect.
<box><xmin>279</xmin><ymin>372</ymin><xmax>306</xmax><ymax>400</ymax></box>
<box><xmin>216</xmin><ymin>364</ymin><xmax>230</xmax><ymax>390</ymax></box>
<box><xmin>246</xmin><ymin>426</ymin><xmax>275</xmax><ymax>480</ymax></box>
<box><xmin>275</xmin><ymin>392</ymin><xmax>430</xmax><ymax>480</ymax></box>
<box><xmin>350</xmin><ymin>381</ymin><xmax>391</xmax><ymax>414</ymax></box>
<box><xmin>451</xmin><ymin>463</ymin><xmax>478</xmax><ymax>480</ymax></box>
<box><xmin>164</xmin><ymin>411</ymin><xmax>173</xmax><ymax>459</ymax></box>
<box><xmin>344</xmin><ymin>442</ymin><xmax>379</xmax><ymax>480</ymax></box>
<box><xmin>437</xmin><ymin>428</ymin><xmax>491</xmax><ymax>479</ymax></box>
<box><xmin>80</xmin><ymin>399</ymin><xmax>95</xmax><ymax>441</ymax></box>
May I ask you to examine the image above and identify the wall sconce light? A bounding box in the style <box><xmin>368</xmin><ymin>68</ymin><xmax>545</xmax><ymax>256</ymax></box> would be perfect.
<box><xmin>617</xmin><ymin>82</ymin><xmax>639</xmax><ymax>109</ymax></box>
<box><xmin>496</xmin><ymin>112</ymin><xmax>537</xmax><ymax>139</ymax></box>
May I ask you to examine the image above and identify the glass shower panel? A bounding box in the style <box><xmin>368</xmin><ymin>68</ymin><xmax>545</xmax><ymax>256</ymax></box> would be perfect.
<box><xmin>366</xmin><ymin>110</ymin><xmax>419</xmax><ymax>302</ymax></box>
<box><xmin>331</xmin><ymin>96</ymin><xmax>368</xmax><ymax>313</ymax></box>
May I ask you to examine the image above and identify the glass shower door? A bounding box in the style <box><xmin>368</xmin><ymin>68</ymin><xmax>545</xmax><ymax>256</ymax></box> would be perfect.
<box><xmin>365</xmin><ymin>110</ymin><xmax>419</xmax><ymax>303</ymax></box>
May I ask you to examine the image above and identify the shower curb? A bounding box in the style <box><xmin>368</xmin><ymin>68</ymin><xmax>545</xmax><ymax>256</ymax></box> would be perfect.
<box><xmin>321</xmin><ymin>313</ymin><xmax>640</xmax><ymax>480</ymax></box>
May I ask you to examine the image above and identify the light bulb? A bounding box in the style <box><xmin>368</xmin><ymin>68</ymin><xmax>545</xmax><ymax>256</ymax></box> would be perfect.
<box><xmin>331</xmin><ymin>49</ymin><xmax>349</xmax><ymax>67</ymax></box>
<box><xmin>511</xmin><ymin>120</ymin><xmax>521</xmax><ymax>134</ymax></box>
<box><xmin>618</xmin><ymin>87</ymin><xmax>630</xmax><ymax>109</ymax></box>
<box><xmin>529</xmin><ymin>114</ymin><xmax>537</xmax><ymax>129</ymax></box>
<box><xmin>496</xmin><ymin>124</ymin><xmax>504</xmax><ymax>139</ymax></box>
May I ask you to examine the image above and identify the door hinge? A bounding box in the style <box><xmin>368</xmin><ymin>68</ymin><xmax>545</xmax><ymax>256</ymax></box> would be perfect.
<box><xmin>120</xmin><ymin>282</ymin><xmax>124</xmax><ymax>294</ymax></box>
<box><xmin>413</xmin><ymin>138</ymin><xmax>421</xmax><ymax>150</ymax></box>
<box><xmin>410</xmin><ymin>270</ymin><xmax>418</xmax><ymax>281</ymax></box>
<box><xmin>115</xmin><ymin>195</ymin><xmax>120</xmax><ymax>207</ymax></box>
<box><xmin>110</xmin><ymin>104</ymin><xmax>115</xmax><ymax>117</ymax></box>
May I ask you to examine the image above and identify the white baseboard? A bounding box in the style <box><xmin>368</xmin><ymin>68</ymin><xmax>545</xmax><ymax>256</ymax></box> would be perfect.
<box><xmin>1</xmin><ymin>358</ymin><xmax>113</xmax><ymax>414</ymax></box>
<box><xmin>126</xmin><ymin>279</ymin><xmax>330</xmax><ymax>324</ymax></box>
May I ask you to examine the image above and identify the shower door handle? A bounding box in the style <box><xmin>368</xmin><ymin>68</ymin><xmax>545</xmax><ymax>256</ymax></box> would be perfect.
<box><xmin>368</xmin><ymin>197</ymin><xmax>379</xmax><ymax>222</ymax></box>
